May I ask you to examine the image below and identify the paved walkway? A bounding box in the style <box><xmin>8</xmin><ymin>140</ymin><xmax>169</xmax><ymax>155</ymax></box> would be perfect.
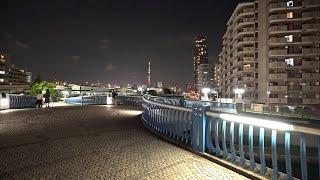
<box><xmin>0</xmin><ymin>105</ymin><xmax>247</xmax><ymax>179</ymax></box>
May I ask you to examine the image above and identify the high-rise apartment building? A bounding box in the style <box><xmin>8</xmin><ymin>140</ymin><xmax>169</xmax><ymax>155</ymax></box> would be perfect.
<box><xmin>216</xmin><ymin>0</ymin><xmax>320</xmax><ymax>105</ymax></box>
<box><xmin>193</xmin><ymin>35</ymin><xmax>209</xmax><ymax>92</ymax></box>
<box><xmin>198</xmin><ymin>64</ymin><xmax>214</xmax><ymax>91</ymax></box>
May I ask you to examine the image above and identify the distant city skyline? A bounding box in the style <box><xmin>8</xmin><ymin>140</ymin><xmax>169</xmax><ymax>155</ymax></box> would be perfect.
<box><xmin>0</xmin><ymin>0</ymin><xmax>247</xmax><ymax>88</ymax></box>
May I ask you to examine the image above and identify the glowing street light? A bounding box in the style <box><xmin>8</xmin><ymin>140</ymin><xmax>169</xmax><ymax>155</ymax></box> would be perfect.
<box><xmin>202</xmin><ymin>87</ymin><xmax>211</xmax><ymax>101</ymax></box>
<box><xmin>234</xmin><ymin>88</ymin><xmax>245</xmax><ymax>103</ymax></box>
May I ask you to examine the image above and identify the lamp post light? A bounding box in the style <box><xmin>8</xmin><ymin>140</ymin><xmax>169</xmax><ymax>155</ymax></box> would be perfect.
<box><xmin>201</xmin><ymin>87</ymin><xmax>211</xmax><ymax>101</ymax></box>
<box><xmin>234</xmin><ymin>88</ymin><xmax>245</xmax><ymax>103</ymax></box>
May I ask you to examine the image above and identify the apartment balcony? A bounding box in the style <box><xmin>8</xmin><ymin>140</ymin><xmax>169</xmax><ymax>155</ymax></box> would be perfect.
<box><xmin>302</xmin><ymin>36</ymin><xmax>320</xmax><ymax>42</ymax></box>
<box><xmin>302</xmin><ymin>48</ymin><xmax>320</xmax><ymax>55</ymax></box>
<box><xmin>269</xmin><ymin>49</ymin><xmax>287</xmax><ymax>56</ymax></box>
<box><xmin>302</xmin><ymin>86</ymin><xmax>320</xmax><ymax>91</ymax></box>
<box><xmin>269</xmin><ymin>61</ymin><xmax>287</xmax><ymax>68</ymax></box>
<box><xmin>269</xmin><ymin>2</ymin><xmax>287</xmax><ymax>10</ymax></box>
<box><xmin>269</xmin><ymin>98</ymin><xmax>288</xmax><ymax>104</ymax></box>
<box><xmin>302</xmin><ymin>73</ymin><xmax>320</xmax><ymax>79</ymax></box>
<box><xmin>269</xmin><ymin>38</ymin><xmax>287</xmax><ymax>44</ymax></box>
<box><xmin>243</xmin><ymin>17</ymin><xmax>254</xmax><ymax>23</ymax></box>
<box><xmin>302</xmin><ymin>0</ymin><xmax>320</xmax><ymax>7</ymax></box>
<box><xmin>243</xmin><ymin>66</ymin><xmax>255</xmax><ymax>72</ymax></box>
<box><xmin>242</xmin><ymin>77</ymin><xmax>255</xmax><ymax>82</ymax></box>
<box><xmin>243</xmin><ymin>27</ymin><xmax>254</xmax><ymax>32</ymax></box>
<box><xmin>243</xmin><ymin>37</ymin><xmax>255</xmax><ymax>42</ymax></box>
<box><xmin>269</xmin><ymin>73</ymin><xmax>287</xmax><ymax>80</ymax></box>
<box><xmin>269</xmin><ymin>85</ymin><xmax>288</xmax><ymax>92</ymax></box>
<box><xmin>243</xmin><ymin>8</ymin><xmax>254</xmax><ymax>13</ymax></box>
<box><xmin>243</xmin><ymin>47</ymin><xmax>254</xmax><ymax>52</ymax></box>
<box><xmin>269</xmin><ymin>14</ymin><xmax>287</xmax><ymax>21</ymax></box>
<box><xmin>303</xmin><ymin>98</ymin><xmax>320</xmax><ymax>105</ymax></box>
<box><xmin>302</xmin><ymin>23</ymin><xmax>320</xmax><ymax>30</ymax></box>
<box><xmin>269</xmin><ymin>25</ymin><xmax>287</xmax><ymax>33</ymax></box>
<box><xmin>302</xmin><ymin>60</ymin><xmax>320</xmax><ymax>67</ymax></box>
<box><xmin>302</xmin><ymin>11</ymin><xmax>320</xmax><ymax>18</ymax></box>
<box><xmin>242</xmin><ymin>57</ymin><xmax>255</xmax><ymax>62</ymax></box>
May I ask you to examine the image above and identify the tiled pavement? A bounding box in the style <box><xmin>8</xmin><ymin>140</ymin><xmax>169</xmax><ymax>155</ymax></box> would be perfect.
<box><xmin>0</xmin><ymin>105</ymin><xmax>247</xmax><ymax>179</ymax></box>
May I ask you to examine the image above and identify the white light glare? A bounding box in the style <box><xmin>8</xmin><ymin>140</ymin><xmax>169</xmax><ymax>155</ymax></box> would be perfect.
<box><xmin>220</xmin><ymin>113</ymin><xmax>294</xmax><ymax>131</ymax></box>
<box><xmin>202</xmin><ymin>87</ymin><xmax>211</xmax><ymax>94</ymax></box>
<box><xmin>234</xmin><ymin>88</ymin><xmax>245</xmax><ymax>94</ymax></box>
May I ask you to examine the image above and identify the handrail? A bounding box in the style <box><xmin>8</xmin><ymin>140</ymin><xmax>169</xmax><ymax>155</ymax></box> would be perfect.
<box><xmin>140</xmin><ymin>95</ymin><xmax>320</xmax><ymax>180</ymax></box>
<box><xmin>206</xmin><ymin>111</ymin><xmax>320</xmax><ymax>136</ymax></box>
<box><xmin>143</xmin><ymin>97</ymin><xmax>193</xmax><ymax>112</ymax></box>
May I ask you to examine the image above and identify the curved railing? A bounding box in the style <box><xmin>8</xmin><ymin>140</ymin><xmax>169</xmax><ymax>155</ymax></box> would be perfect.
<box><xmin>141</xmin><ymin>96</ymin><xmax>320</xmax><ymax>180</ymax></box>
<box><xmin>9</xmin><ymin>95</ymin><xmax>37</xmax><ymax>109</ymax></box>
<box><xmin>115</xmin><ymin>96</ymin><xmax>143</xmax><ymax>107</ymax></box>
<box><xmin>64</xmin><ymin>95</ymin><xmax>109</xmax><ymax>105</ymax></box>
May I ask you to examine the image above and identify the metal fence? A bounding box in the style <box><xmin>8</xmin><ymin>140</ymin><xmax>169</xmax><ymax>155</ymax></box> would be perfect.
<box><xmin>9</xmin><ymin>95</ymin><xmax>37</xmax><ymax>109</ymax></box>
<box><xmin>64</xmin><ymin>95</ymin><xmax>109</xmax><ymax>105</ymax></box>
<box><xmin>115</xmin><ymin>96</ymin><xmax>142</xmax><ymax>107</ymax></box>
<box><xmin>142</xmin><ymin>96</ymin><xmax>320</xmax><ymax>180</ymax></box>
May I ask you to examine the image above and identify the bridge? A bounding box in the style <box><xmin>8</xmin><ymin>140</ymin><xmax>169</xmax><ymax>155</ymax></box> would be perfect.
<box><xmin>0</xmin><ymin>96</ymin><xmax>319</xmax><ymax>179</ymax></box>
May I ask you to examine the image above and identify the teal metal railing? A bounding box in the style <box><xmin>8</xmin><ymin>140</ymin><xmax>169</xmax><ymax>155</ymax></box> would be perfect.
<box><xmin>141</xmin><ymin>96</ymin><xmax>320</xmax><ymax>180</ymax></box>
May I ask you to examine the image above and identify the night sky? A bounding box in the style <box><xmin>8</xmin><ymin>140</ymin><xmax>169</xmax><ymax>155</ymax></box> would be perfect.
<box><xmin>0</xmin><ymin>0</ymin><xmax>246</xmax><ymax>87</ymax></box>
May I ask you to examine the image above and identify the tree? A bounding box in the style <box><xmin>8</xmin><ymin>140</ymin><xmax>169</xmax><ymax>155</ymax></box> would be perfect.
<box><xmin>148</xmin><ymin>90</ymin><xmax>157</xmax><ymax>96</ymax></box>
<box><xmin>29</xmin><ymin>81</ymin><xmax>58</xmax><ymax>101</ymax></box>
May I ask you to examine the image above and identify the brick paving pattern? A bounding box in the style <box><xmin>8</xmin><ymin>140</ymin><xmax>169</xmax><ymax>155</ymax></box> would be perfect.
<box><xmin>0</xmin><ymin>106</ymin><xmax>247</xmax><ymax>179</ymax></box>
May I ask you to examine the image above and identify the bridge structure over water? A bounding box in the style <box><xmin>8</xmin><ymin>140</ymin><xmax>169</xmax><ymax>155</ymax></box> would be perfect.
<box><xmin>0</xmin><ymin>95</ymin><xmax>319</xmax><ymax>179</ymax></box>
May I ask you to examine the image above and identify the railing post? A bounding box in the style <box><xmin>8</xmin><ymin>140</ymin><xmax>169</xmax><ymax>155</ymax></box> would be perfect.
<box><xmin>222</xmin><ymin>120</ymin><xmax>228</xmax><ymax>158</ymax></box>
<box><xmin>239</xmin><ymin>123</ymin><xmax>244</xmax><ymax>167</ymax></box>
<box><xmin>300</xmin><ymin>133</ymin><xmax>308</xmax><ymax>180</ymax></box>
<box><xmin>205</xmin><ymin>118</ymin><xmax>214</xmax><ymax>152</ymax></box>
<box><xmin>199</xmin><ymin>105</ymin><xmax>209</xmax><ymax>153</ymax></box>
<box><xmin>230</xmin><ymin>122</ymin><xmax>236</xmax><ymax>162</ymax></box>
<box><xmin>192</xmin><ymin>107</ymin><xmax>198</xmax><ymax>149</ymax></box>
<box><xmin>284</xmin><ymin>132</ymin><xmax>292</xmax><ymax>180</ymax></box>
<box><xmin>271</xmin><ymin>130</ymin><xmax>278</xmax><ymax>180</ymax></box>
<box><xmin>215</xmin><ymin>120</ymin><xmax>221</xmax><ymax>155</ymax></box>
<box><xmin>259</xmin><ymin>127</ymin><xmax>266</xmax><ymax>176</ymax></box>
<box><xmin>249</xmin><ymin>125</ymin><xmax>255</xmax><ymax>170</ymax></box>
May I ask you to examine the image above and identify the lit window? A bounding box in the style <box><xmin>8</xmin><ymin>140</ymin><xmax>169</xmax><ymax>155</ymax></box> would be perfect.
<box><xmin>285</xmin><ymin>35</ymin><xmax>293</xmax><ymax>42</ymax></box>
<box><xmin>287</xmin><ymin>12</ymin><xmax>293</xmax><ymax>19</ymax></box>
<box><xmin>0</xmin><ymin>79</ymin><xmax>4</xmax><ymax>82</ymax></box>
<box><xmin>0</xmin><ymin>71</ymin><xmax>5</xmax><ymax>74</ymax></box>
<box><xmin>285</xmin><ymin>58</ymin><xmax>294</xmax><ymax>66</ymax></box>
<box><xmin>287</xmin><ymin>1</ymin><xmax>293</xmax><ymax>7</ymax></box>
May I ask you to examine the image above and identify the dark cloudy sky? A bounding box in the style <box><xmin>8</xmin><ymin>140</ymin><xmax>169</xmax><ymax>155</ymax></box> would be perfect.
<box><xmin>0</xmin><ymin>0</ymin><xmax>246</xmax><ymax>87</ymax></box>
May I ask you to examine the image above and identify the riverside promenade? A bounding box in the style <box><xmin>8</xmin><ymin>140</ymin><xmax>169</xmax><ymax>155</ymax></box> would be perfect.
<box><xmin>0</xmin><ymin>105</ymin><xmax>246</xmax><ymax>179</ymax></box>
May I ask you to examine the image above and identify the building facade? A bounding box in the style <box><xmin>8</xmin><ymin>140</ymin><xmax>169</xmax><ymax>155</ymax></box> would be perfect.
<box><xmin>193</xmin><ymin>35</ymin><xmax>209</xmax><ymax>92</ymax></box>
<box><xmin>197</xmin><ymin>64</ymin><xmax>214</xmax><ymax>91</ymax></box>
<box><xmin>216</xmin><ymin>0</ymin><xmax>320</xmax><ymax>105</ymax></box>
<box><xmin>0</xmin><ymin>54</ymin><xmax>31</xmax><ymax>93</ymax></box>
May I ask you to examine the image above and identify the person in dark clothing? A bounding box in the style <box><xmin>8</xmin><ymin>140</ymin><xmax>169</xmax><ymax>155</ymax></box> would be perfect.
<box><xmin>44</xmin><ymin>89</ymin><xmax>51</xmax><ymax>107</ymax></box>
<box><xmin>112</xmin><ymin>91</ymin><xmax>118</xmax><ymax>105</ymax></box>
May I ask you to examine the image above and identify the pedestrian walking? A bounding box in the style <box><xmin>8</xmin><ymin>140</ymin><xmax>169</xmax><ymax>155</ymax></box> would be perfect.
<box><xmin>44</xmin><ymin>89</ymin><xmax>51</xmax><ymax>108</ymax></box>
<box><xmin>36</xmin><ymin>91</ymin><xmax>43</xmax><ymax>108</ymax></box>
<box><xmin>112</xmin><ymin>91</ymin><xmax>118</xmax><ymax>105</ymax></box>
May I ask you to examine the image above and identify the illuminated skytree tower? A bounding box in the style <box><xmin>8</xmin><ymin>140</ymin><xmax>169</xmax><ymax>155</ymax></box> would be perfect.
<box><xmin>147</xmin><ymin>61</ymin><xmax>151</xmax><ymax>88</ymax></box>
